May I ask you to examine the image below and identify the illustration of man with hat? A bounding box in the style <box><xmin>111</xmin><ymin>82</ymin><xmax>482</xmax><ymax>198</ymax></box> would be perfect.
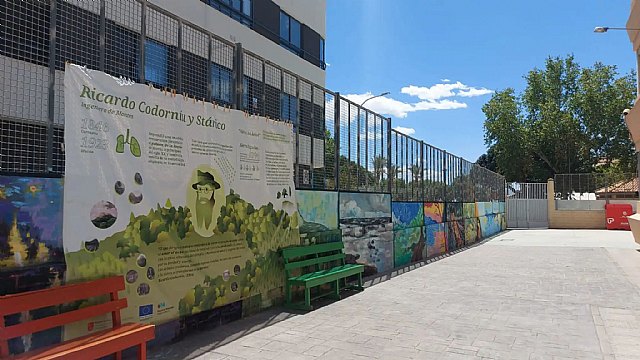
<box><xmin>192</xmin><ymin>170</ymin><xmax>221</xmax><ymax>230</ymax></box>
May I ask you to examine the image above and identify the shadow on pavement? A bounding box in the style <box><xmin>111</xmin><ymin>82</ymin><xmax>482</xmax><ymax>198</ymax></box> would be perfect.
<box><xmin>145</xmin><ymin>233</ymin><xmax>505</xmax><ymax>359</ymax></box>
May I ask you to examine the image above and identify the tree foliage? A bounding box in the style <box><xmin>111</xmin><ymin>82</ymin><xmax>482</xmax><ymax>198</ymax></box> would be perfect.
<box><xmin>482</xmin><ymin>55</ymin><xmax>636</xmax><ymax>182</ymax></box>
<box><xmin>476</xmin><ymin>148</ymin><xmax>497</xmax><ymax>173</ymax></box>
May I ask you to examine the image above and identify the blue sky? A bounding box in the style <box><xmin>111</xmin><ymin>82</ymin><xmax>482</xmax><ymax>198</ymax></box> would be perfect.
<box><xmin>325</xmin><ymin>0</ymin><xmax>636</xmax><ymax>162</ymax></box>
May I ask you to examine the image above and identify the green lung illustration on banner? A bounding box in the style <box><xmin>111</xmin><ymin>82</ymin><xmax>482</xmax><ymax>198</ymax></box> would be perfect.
<box><xmin>62</xmin><ymin>64</ymin><xmax>299</xmax><ymax>339</ymax></box>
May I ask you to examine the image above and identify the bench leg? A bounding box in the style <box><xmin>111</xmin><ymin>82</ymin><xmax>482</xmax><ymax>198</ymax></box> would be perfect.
<box><xmin>138</xmin><ymin>342</ymin><xmax>147</xmax><ymax>360</ymax></box>
<box><xmin>346</xmin><ymin>273</ymin><xmax>365</xmax><ymax>291</ymax></box>
<box><xmin>330</xmin><ymin>280</ymin><xmax>341</xmax><ymax>300</ymax></box>
<box><xmin>285</xmin><ymin>283</ymin><xmax>292</xmax><ymax>306</ymax></box>
<box><xmin>304</xmin><ymin>287</ymin><xmax>313</xmax><ymax>310</ymax></box>
<box><xmin>114</xmin><ymin>351</ymin><xmax>122</xmax><ymax>360</ymax></box>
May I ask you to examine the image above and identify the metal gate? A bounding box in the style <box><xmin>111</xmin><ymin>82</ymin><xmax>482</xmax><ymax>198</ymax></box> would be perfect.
<box><xmin>506</xmin><ymin>183</ymin><xmax>548</xmax><ymax>228</ymax></box>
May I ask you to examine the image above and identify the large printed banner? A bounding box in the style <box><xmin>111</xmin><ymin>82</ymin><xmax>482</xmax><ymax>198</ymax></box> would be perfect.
<box><xmin>63</xmin><ymin>65</ymin><xmax>299</xmax><ymax>335</ymax></box>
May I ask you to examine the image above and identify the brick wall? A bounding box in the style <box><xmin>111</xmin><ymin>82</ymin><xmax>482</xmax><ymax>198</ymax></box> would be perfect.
<box><xmin>547</xmin><ymin>179</ymin><xmax>606</xmax><ymax>229</ymax></box>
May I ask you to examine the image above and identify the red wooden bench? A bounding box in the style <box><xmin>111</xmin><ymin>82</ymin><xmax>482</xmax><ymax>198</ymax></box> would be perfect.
<box><xmin>0</xmin><ymin>276</ymin><xmax>155</xmax><ymax>359</ymax></box>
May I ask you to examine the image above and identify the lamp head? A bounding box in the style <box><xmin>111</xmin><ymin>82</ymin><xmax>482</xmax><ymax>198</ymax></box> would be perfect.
<box><xmin>594</xmin><ymin>26</ymin><xmax>609</xmax><ymax>33</ymax></box>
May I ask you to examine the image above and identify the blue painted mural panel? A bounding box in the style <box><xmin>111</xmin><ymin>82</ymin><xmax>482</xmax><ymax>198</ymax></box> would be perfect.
<box><xmin>392</xmin><ymin>202</ymin><xmax>424</xmax><ymax>230</ymax></box>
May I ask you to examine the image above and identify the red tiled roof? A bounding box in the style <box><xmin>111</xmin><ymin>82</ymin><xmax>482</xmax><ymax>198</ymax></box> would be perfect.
<box><xmin>595</xmin><ymin>178</ymin><xmax>638</xmax><ymax>194</ymax></box>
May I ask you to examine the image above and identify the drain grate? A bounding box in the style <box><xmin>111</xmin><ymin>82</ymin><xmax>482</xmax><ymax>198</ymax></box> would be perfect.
<box><xmin>499</xmin><ymin>238</ymin><xmax>515</xmax><ymax>242</ymax></box>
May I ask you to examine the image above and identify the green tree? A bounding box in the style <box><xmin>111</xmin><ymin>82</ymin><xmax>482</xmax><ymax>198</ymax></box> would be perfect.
<box><xmin>476</xmin><ymin>148</ymin><xmax>498</xmax><ymax>173</ymax></box>
<box><xmin>483</xmin><ymin>55</ymin><xmax>637</xmax><ymax>182</ymax></box>
<box><xmin>373</xmin><ymin>156</ymin><xmax>387</xmax><ymax>185</ymax></box>
<box><xmin>483</xmin><ymin>88</ymin><xmax>532</xmax><ymax>181</ymax></box>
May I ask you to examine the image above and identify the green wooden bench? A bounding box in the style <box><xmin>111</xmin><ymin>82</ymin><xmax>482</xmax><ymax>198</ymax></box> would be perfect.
<box><xmin>282</xmin><ymin>242</ymin><xmax>364</xmax><ymax>310</ymax></box>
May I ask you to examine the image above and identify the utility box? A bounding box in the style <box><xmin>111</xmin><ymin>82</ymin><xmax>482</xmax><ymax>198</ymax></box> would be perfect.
<box><xmin>605</xmin><ymin>204</ymin><xmax>633</xmax><ymax>230</ymax></box>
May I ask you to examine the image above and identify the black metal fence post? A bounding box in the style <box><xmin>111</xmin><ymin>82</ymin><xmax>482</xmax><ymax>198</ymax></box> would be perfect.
<box><xmin>233</xmin><ymin>43</ymin><xmax>243</xmax><ymax>110</ymax></box>
<box><xmin>334</xmin><ymin>93</ymin><xmax>341</xmax><ymax>191</ymax></box>
<box><xmin>46</xmin><ymin>0</ymin><xmax>57</xmax><ymax>174</ymax></box>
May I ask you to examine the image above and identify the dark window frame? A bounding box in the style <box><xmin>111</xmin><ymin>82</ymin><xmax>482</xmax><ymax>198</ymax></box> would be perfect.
<box><xmin>280</xmin><ymin>92</ymin><xmax>298</xmax><ymax>126</ymax></box>
<box><xmin>320</xmin><ymin>37</ymin><xmax>325</xmax><ymax>69</ymax></box>
<box><xmin>212</xmin><ymin>63</ymin><xmax>233</xmax><ymax>105</ymax></box>
<box><xmin>203</xmin><ymin>0</ymin><xmax>253</xmax><ymax>26</ymax></box>
<box><xmin>279</xmin><ymin>10</ymin><xmax>302</xmax><ymax>56</ymax></box>
<box><xmin>144</xmin><ymin>39</ymin><xmax>169</xmax><ymax>87</ymax></box>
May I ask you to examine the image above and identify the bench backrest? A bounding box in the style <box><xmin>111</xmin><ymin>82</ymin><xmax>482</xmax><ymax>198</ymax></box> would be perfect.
<box><xmin>281</xmin><ymin>242</ymin><xmax>346</xmax><ymax>278</ymax></box>
<box><xmin>0</xmin><ymin>276</ymin><xmax>126</xmax><ymax>357</ymax></box>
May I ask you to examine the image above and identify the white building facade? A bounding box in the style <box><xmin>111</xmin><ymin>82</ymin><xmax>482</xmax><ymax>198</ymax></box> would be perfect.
<box><xmin>1</xmin><ymin>0</ymin><xmax>330</xmax><ymax>188</ymax></box>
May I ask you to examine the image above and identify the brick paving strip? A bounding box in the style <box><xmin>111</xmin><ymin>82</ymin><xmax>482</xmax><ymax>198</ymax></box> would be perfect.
<box><xmin>149</xmin><ymin>230</ymin><xmax>640</xmax><ymax>360</ymax></box>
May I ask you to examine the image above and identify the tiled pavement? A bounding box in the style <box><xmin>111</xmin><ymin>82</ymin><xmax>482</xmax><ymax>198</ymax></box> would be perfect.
<box><xmin>150</xmin><ymin>230</ymin><xmax>640</xmax><ymax>359</ymax></box>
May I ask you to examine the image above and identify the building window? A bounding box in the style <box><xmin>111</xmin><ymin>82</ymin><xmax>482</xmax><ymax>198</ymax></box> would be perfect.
<box><xmin>281</xmin><ymin>93</ymin><xmax>298</xmax><ymax>125</ymax></box>
<box><xmin>205</xmin><ymin>0</ymin><xmax>252</xmax><ymax>26</ymax></box>
<box><xmin>105</xmin><ymin>21</ymin><xmax>139</xmax><ymax>80</ymax></box>
<box><xmin>279</xmin><ymin>11</ymin><xmax>301</xmax><ymax>55</ymax></box>
<box><xmin>144</xmin><ymin>39</ymin><xmax>168</xmax><ymax>86</ymax></box>
<box><xmin>320</xmin><ymin>38</ymin><xmax>325</xmax><ymax>69</ymax></box>
<box><xmin>242</xmin><ymin>0</ymin><xmax>251</xmax><ymax>17</ymax></box>
<box><xmin>182</xmin><ymin>51</ymin><xmax>209</xmax><ymax>101</ymax></box>
<box><xmin>212</xmin><ymin>63</ymin><xmax>233</xmax><ymax>105</ymax></box>
<box><xmin>243</xmin><ymin>76</ymin><xmax>263</xmax><ymax>114</ymax></box>
<box><xmin>0</xmin><ymin>1</ymin><xmax>50</xmax><ymax>67</ymax></box>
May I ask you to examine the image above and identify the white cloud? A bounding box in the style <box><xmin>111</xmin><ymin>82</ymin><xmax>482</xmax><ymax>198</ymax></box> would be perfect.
<box><xmin>413</xmin><ymin>100</ymin><xmax>467</xmax><ymax>111</ymax></box>
<box><xmin>342</xmin><ymin>93</ymin><xmax>466</xmax><ymax>118</ymax></box>
<box><xmin>457</xmin><ymin>87</ymin><xmax>494</xmax><ymax>97</ymax></box>
<box><xmin>401</xmin><ymin>82</ymin><xmax>494</xmax><ymax>101</ymax></box>
<box><xmin>393</xmin><ymin>126</ymin><xmax>415</xmax><ymax>135</ymax></box>
<box><xmin>340</xmin><ymin>80</ymin><xmax>490</xmax><ymax>119</ymax></box>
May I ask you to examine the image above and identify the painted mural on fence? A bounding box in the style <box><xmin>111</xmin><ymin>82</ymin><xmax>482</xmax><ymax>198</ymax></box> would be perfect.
<box><xmin>447</xmin><ymin>221</ymin><xmax>464</xmax><ymax>251</ymax></box>
<box><xmin>393</xmin><ymin>227</ymin><xmax>425</xmax><ymax>267</ymax></box>
<box><xmin>0</xmin><ymin>176</ymin><xmax>66</xmax><ymax>355</ymax></box>
<box><xmin>0</xmin><ymin>176</ymin><xmax>65</xmax><ymax>295</ymax></box>
<box><xmin>392</xmin><ymin>202</ymin><xmax>424</xmax><ymax>230</ymax></box>
<box><xmin>62</xmin><ymin>65</ymin><xmax>299</xmax><ymax>339</ymax></box>
<box><xmin>297</xmin><ymin>190</ymin><xmax>340</xmax><ymax>245</ymax></box>
<box><xmin>296</xmin><ymin>190</ymin><xmax>338</xmax><ymax>230</ymax></box>
<box><xmin>499</xmin><ymin>213</ymin><xmax>507</xmax><ymax>231</ymax></box>
<box><xmin>479</xmin><ymin>214</ymin><xmax>501</xmax><ymax>238</ymax></box>
<box><xmin>424</xmin><ymin>202</ymin><xmax>445</xmax><ymax>225</ymax></box>
<box><xmin>464</xmin><ymin>218</ymin><xmax>480</xmax><ymax>245</ymax></box>
<box><xmin>340</xmin><ymin>193</ymin><xmax>391</xmax><ymax>219</ymax></box>
<box><xmin>492</xmin><ymin>201</ymin><xmax>500</xmax><ymax>214</ymax></box>
<box><xmin>476</xmin><ymin>202</ymin><xmax>486</xmax><ymax>217</ymax></box>
<box><xmin>425</xmin><ymin>223</ymin><xmax>447</xmax><ymax>257</ymax></box>
<box><xmin>446</xmin><ymin>202</ymin><xmax>463</xmax><ymax>222</ymax></box>
<box><xmin>463</xmin><ymin>203</ymin><xmax>477</xmax><ymax>219</ymax></box>
<box><xmin>477</xmin><ymin>202</ymin><xmax>494</xmax><ymax>217</ymax></box>
<box><xmin>339</xmin><ymin>193</ymin><xmax>393</xmax><ymax>276</ymax></box>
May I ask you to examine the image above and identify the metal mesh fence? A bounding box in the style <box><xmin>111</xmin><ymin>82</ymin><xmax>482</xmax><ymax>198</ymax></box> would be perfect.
<box><xmin>472</xmin><ymin>165</ymin><xmax>505</xmax><ymax>201</ymax></box>
<box><xmin>0</xmin><ymin>119</ymin><xmax>49</xmax><ymax>173</ymax></box>
<box><xmin>104</xmin><ymin>0</ymin><xmax>141</xmax><ymax>80</ymax></box>
<box><xmin>0</xmin><ymin>0</ymin><xmax>51</xmax><ymax>122</ymax></box>
<box><xmin>423</xmin><ymin>143</ymin><xmax>445</xmax><ymax>202</ymax></box>
<box><xmin>554</xmin><ymin>173</ymin><xmax>638</xmax><ymax>200</ymax></box>
<box><xmin>242</xmin><ymin>51</ymin><xmax>263</xmax><ymax>114</ymax></box>
<box><xmin>181</xmin><ymin>24</ymin><xmax>209</xmax><ymax>101</ymax></box>
<box><xmin>390</xmin><ymin>130</ymin><xmax>422</xmax><ymax>201</ymax></box>
<box><xmin>144</xmin><ymin>7</ymin><xmax>178</xmax><ymax>90</ymax></box>
<box><xmin>0</xmin><ymin>0</ymin><xmax>504</xmax><ymax>198</ymax></box>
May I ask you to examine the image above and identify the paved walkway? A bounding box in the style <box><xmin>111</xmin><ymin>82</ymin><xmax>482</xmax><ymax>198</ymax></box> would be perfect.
<box><xmin>150</xmin><ymin>230</ymin><xmax>640</xmax><ymax>360</ymax></box>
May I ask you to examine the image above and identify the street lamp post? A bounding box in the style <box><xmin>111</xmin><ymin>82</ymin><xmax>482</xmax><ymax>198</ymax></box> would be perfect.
<box><xmin>594</xmin><ymin>26</ymin><xmax>640</xmax><ymax>93</ymax></box>
<box><xmin>594</xmin><ymin>26</ymin><xmax>640</xmax><ymax>33</ymax></box>
<box><xmin>596</xmin><ymin>26</ymin><xmax>640</xmax><ymax>197</ymax></box>
<box><xmin>360</xmin><ymin>92</ymin><xmax>390</xmax><ymax>107</ymax></box>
